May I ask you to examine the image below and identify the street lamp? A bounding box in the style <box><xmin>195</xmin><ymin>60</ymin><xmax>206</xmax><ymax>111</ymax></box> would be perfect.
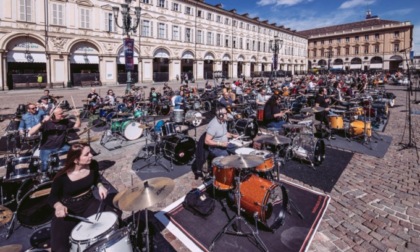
<box><xmin>113</xmin><ymin>0</ymin><xmax>141</xmax><ymax>93</ymax></box>
<box><xmin>269</xmin><ymin>35</ymin><xmax>283</xmax><ymax>81</ymax></box>
<box><xmin>325</xmin><ymin>49</ymin><xmax>333</xmax><ymax>73</ymax></box>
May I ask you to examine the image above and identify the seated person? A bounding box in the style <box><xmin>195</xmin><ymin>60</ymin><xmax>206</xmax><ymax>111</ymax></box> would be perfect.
<box><xmin>174</xmin><ymin>90</ymin><xmax>184</xmax><ymax>110</ymax></box>
<box><xmin>18</xmin><ymin>102</ymin><xmax>46</xmax><ymax>136</ymax></box>
<box><xmin>205</xmin><ymin>107</ymin><xmax>238</xmax><ymax>157</ymax></box>
<box><xmin>38</xmin><ymin>89</ymin><xmax>54</xmax><ymax>104</ymax></box>
<box><xmin>87</xmin><ymin>88</ymin><xmax>101</xmax><ymax>113</ymax></box>
<box><xmin>219</xmin><ymin>92</ymin><xmax>234</xmax><ymax>108</ymax></box>
<box><xmin>314</xmin><ymin>87</ymin><xmax>334</xmax><ymax>139</ymax></box>
<box><xmin>103</xmin><ymin>89</ymin><xmax>117</xmax><ymax>106</ymax></box>
<box><xmin>263</xmin><ymin>94</ymin><xmax>289</xmax><ymax>130</ymax></box>
<box><xmin>38</xmin><ymin>96</ymin><xmax>54</xmax><ymax>114</ymax></box>
<box><xmin>149</xmin><ymin>87</ymin><xmax>160</xmax><ymax>104</ymax></box>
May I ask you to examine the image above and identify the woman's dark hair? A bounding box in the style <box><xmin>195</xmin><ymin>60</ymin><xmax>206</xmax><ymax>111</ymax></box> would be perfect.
<box><xmin>54</xmin><ymin>143</ymin><xmax>90</xmax><ymax>180</ymax></box>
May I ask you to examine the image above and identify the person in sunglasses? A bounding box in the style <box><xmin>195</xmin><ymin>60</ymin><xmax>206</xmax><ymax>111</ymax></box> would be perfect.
<box><xmin>18</xmin><ymin>102</ymin><xmax>46</xmax><ymax>136</ymax></box>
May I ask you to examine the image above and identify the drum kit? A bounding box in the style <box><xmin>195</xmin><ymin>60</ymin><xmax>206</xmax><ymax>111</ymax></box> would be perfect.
<box><xmin>209</xmin><ymin>153</ymin><xmax>291</xmax><ymax>252</ymax></box>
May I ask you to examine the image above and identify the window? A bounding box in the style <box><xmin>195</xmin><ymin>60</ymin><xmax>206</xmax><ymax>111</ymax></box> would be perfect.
<box><xmin>185</xmin><ymin>28</ymin><xmax>193</xmax><ymax>42</ymax></box>
<box><xmin>233</xmin><ymin>20</ymin><xmax>237</xmax><ymax>27</ymax></box>
<box><xmin>321</xmin><ymin>40</ymin><xmax>324</xmax><ymax>45</ymax></box>
<box><xmin>52</xmin><ymin>3</ymin><xmax>64</xmax><ymax>26</ymax></box>
<box><xmin>216</xmin><ymin>33</ymin><xmax>221</xmax><ymax>46</ymax></box>
<box><xmin>172</xmin><ymin>2</ymin><xmax>181</xmax><ymax>12</ymax></box>
<box><xmin>157</xmin><ymin>0</ymin><xmax>166</xmax><ymax>8</ymax></box>
<box><xmin>263</xmin><ymin>42</ymin><xmax>265</xmax><ymax>52</ymax></box>
<box><xmin>141</xmin><ymin>20</ymin><xmax>153</xmax><ymax>37</ymax></box>
<box><xmin>365</xmin><ymin>35</ymin><xmax>369</xmax><ymax>41</ymax></box>
<box><xmin>224</xmin><ymin>18</ymin><xmax>230</xmax><ymax>25</ymax></box>
<box><xmin>394</xmin><ymin>31</ymin><xmax>399</xmax><ymax>38</ymax></box>
<box><xmin>80</xmin><ymin>8</ymin><xmax>90</xmax><ymax>29</ymax></box>
<box><xmin>207</xmin><ymin>13</ymin><xmax>212</xmax><ymax>20</ymax></box>
<box><xmin>374</xmin><ymin>45</ymin><xmax>379</xmax><ymax>53</ymax></box>
<box><xmin>197</xmin><ymin>30</ymin><xmax>203</xmax><ymax>44</ymax></box>
<box><xmin>240</xmin><ymin>38</ymin><xmax>243</xmax><ymax>49</ymax></box>
<box><xmin>336</xmin><ymin>47</ymin><xmax>341</xmax><ymax>56</ymax></box>
<box><xmin>216</xmin><ymin>15</ymin><xmax>221</xmax><ymax>23</ymax></box>
<box><xmin>313</xmin><ymin>50</ymin><xmax>317</xmax><ymax>57</ymax></box>
<box><xmin>364</xmin><ymin>45</ymin><xmax>369</xmax><ymax>54</ymax></box>
<box><xmin>240</xmin><ymin>22</ymin><xmax>243</xmax><ymax>28</ymax></box>
<box><xmin>345</xmin><ymin>37</ymin><xmax>350</xmax><ymax>43</ymax></box>
<box><xmin>329</xmin><ymin>39</ymin><xmax>332</xmax><ymax>44</ymax></box>
<box><xmin>252</xmin><ymin>25</ymin><xmax>256</xmax><ymax>31</ymax></box>
<box><xmin>354</xmin><ymin>46</ymin><xmax>359</xmax><ymax>54</ymax></box>
<box><xmin>252</xmin><ymin>40</ymin><xmax>255</xmax><ymax>51</ymax></box>
<box><xmin>246</xmin><ymin>39</ymin><xmax>250</xmax><ymax>50</ymax></box>
<box><xmin>394</xmin><ymin>43</ymin><xmax>399</xmax><ymax>52</ymax></box>
<box><xmin>246</xmin><ymin>24</ymin><xmax>250</xmax><ymax>30</ymax></box>
<box><xmin>141</xmin><ymin>0</ymin><xmax>150</xmax><ymax>3</ymax></box>
<box><xmin>345</xmin><ymin>47</ymin><xmax>349</xmax><ymax>55</ymax></box>
<box><xmin>185</xmin><ymin>6</ymin><xmax>192</xmax><ymax>15</ymax></box>
<box><xmin>207</xmin><ymin>32</ymin><xmax>213</xmax><ymax>45</ymax></box>
<box><xmin>375</xmin><ymin>33</ymin><xmax>380</xmax><ymax>40</ymax></box>
<box><xmin>225</xmin><ymin>35</ymin><xmax>229</xmax><ymax>47</ymax></box>
<box><xmin>337</xmin><ymin>38</ymin><xmax>341</xmax><ymax>43</ymax></box>
<box><xmin>258</xmin><ymin>41</ymin><xmax>261</xmax><ymax>51</ymax></box>
<box><xmin>197</xmin><ymin>10</ymin><xmax>203</xmax><ymax>18</ymax></box>
<box><xmin>158</xmin><ymin>23</ymin><xmax>167</xmax><ymax>39</ymax></box>
<box><xmin>355</xmin><ymin>36</ymin><xmax>359</xmax><ymax>42</ymax></box>
<box><xmin>172</xmin><ymin>25</ymin><xmax>180</xmax><ymax>41</ymax></box>
<box><xmin>19</xmin><ymin>0</ymin><xmax>33</xmax><ymax>22</ymax></box>
<box><xmin>313</xmin><ymin>41</ymin><xmax>317</xmax><ymax>46</ymax></box>
<box><xmin>104</xmin><ymin>13</ymin><xmax>113</xmax><ymax>32</ymax></box>
<box><xmin>233</xmin><ymin>37</ymin><xmax>237</xmax><ymax>48</ymax></box>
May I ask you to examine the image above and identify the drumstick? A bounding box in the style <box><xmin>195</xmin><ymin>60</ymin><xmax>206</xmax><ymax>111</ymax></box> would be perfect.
<box><xmin>70</xmin><ymin>95</ymin><xmax>76</xmax><ymax>110</ymax></box>
<box><xmin>49</xmin><ymin>100</ymin><xmax>64</xmax><ymax>116</ymax></box>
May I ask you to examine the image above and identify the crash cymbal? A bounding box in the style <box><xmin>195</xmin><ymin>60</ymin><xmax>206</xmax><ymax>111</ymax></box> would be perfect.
<box><xmin>220</xmin><ymin>155</ymin><xmax>264</xmax><ymax>169</ymax></box>
<box><xmin>68</xmin><ymin>135</ymin><xmax>100</xmax><ymax>144</ymax></box>
<box><xmin>300</xmin><ymin>107</ymin><xmax>325</xmax><ymax>113</ymax></box>
<box><xmin>0</xmin><ymin>206</ymin><xmax>13</xmax><ymax>226</ymax></box>
<box><xmin>113</xmin><ymin>188</ymin><xmax>128</xmax><ymax>208</ymax></box>
<box><xmin>117</xmin><ymin>177</ymin><xmax>175</xmax><ymax>212</ymax></box>
<box><xmin>258</xmin><ymin>134</ymin><xmax>292</xmax><ymax>145</ymax></box>
<box><xmin>0</xmin><ymin>244</ymin><xmax>22</xmax><ymax>252</ymax></box>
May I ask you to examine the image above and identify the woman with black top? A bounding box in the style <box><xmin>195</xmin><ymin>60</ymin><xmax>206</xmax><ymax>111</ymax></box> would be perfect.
<box><xmin>48</xmin><ymin>143</ymin><xmax>116</xmax><ymax>252</ymax></box>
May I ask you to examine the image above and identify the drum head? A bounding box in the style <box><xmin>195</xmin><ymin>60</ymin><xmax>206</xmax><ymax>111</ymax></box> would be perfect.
<box><xmin>71</xmin><ymin>212</ymin><xmax>118</xmax><ymax>242</ymax></box>
<box><xmin>30</xmin><ymin>226</ymin><xmax>51</xmax><ymax>249</ymax></box>
<box><xmin>17</xmin><ymin>181</ymin><xmax>54</xmax><ymax>228</ymax></box>
<box><xmin>185</xmin><ymin>110</ymin><xmax>203</xmax><ymax>126</ymax></box>
<box><xmin>6</xmin><ymin>157</ymin><xmax>40</xmax><ymax>182</ymax></box>
<box><xmin>235</xmin><ymin>147</ymin><xmax>255</xmax><ymax>155</ymax></box>
<box><xmin>121</xmin><ymin>121</ymin><xmax>143</xmax><ymax>140</ymax></box>
<box><xmin>84</xmin><ymin>227</ymin><xmax>131</xmax><ymax>252</ymax></box>
<box><xmin>234</xmin><ymin>119</ymin><xmax>259</xmax><ymax>139</ymax></box>
<box><xmin>164</xmin><ymin>135</ymin><xmax>196</xmax><ymax>165</ymax></box>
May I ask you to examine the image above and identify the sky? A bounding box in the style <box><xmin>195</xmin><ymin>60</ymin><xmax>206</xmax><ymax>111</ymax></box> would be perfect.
<box><xmin>205</xmin><ymin>0</ymin><xmax>420</xmax><ymax>55</ymax></box>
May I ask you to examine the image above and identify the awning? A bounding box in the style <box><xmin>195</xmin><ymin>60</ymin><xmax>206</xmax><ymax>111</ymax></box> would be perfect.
<box><xmin>204</xmin><ymin>54</ymin><xmax>214</xmax><ymax>60</ymax></box>
<box><xmin>70</xmin><ymin>55</ymin><xmax>99</xmax><ymax>64</ymax></box>
<box><xmin>7</xmin><ymin>52</ymin><xmax>47</xmax><ymax>63</ymax></box>
<box><xmin>370</xmin><ymin>63</ymin><xmax>383</xmax><ymax>68</ymax></box>
<box><xmin>182</xmin><ymin>51</ymin><xmax>194</xmax><ymax>59</ymax></box>
<box><xmin>350</xmin><ymin>64</ymin><xmax>362</xmax><ymax>69</ymax></box>
<box><xmin>332</xmin><ymin>65</ymin><xmax>343</xmax><ymax>69</ymax></box>
<box><xmin>222</xmin><ymin>55</ymin><xmax>230</xmax><ymax>61</ymax></box>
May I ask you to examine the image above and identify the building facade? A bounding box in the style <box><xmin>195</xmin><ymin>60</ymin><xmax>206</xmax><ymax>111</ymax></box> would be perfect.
<box><xmin>298</xmin><ymin>12</ymin><xmax>414</xmax><ymax>73</ymax></box>
<box><xmin>0</xmin><ymin>0</ymin><xmax>307</xmax><ymax>90</ymax></box>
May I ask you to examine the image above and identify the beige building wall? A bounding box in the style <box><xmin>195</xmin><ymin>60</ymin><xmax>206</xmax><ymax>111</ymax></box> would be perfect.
<box><xmin>0</xmin><ymin>0</ymin><xmax>307</xmax><ymax>90</ymax></box>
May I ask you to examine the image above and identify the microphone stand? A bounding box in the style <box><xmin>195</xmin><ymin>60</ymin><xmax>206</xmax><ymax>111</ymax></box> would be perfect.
<box><xmin>398</xmin><ymin>49</ymin><xmax>417</xmax><ymax>152</ymax></box>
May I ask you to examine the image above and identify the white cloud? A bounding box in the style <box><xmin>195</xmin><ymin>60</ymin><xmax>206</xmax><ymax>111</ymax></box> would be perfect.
<box><xmin>412</xmin><ymin>24</ymin><xmax>420</xmax><ymax>56</ymax></box>
<box><xmin>381</xmin><ymin>8</ymin><xmax>414</xmax><ymax>19</ymax></box>
<box><xmin>339</xmin><ymin>0</ymin><xmax>376</xmax><ymax>9</ymax></box>
<box><xmin>257</xmin><ymin>0</ymin><xmax>306</xmax><ymax>7</ymax></box>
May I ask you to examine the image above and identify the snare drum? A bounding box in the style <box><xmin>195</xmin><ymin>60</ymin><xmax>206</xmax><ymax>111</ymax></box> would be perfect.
<box><xmin>328</xmin><ymin>115</ymin><xmax>344</xmax><ymax>129</ymax></box>
<box><xmin>48</xmin><ymin>150</ymin><xmax>68</xmax><ymax>172</ymax></box>
<box><xmin>212</xmin><ymin>156</ymin><xmax>235</xmax><ymax>191</ymax></box>
<box><xmin>5</xmin><ymin>156</ymin><xmax>40</xmax><ymax>182</ymax></box>
<box><xmin>70</xmin><ymin>212</ymin><xmax>119</xmax><ymax>252</ymax></box>
<box><xmin>120</xmin><ymin>120</ymin><xmax>143</xmax><ymax>140</ymax></box>
<box><xmin>234</xmin><ymin>147</ymin><xmax>255</xmax><ymax>155</ymax></box>
<box><xmin>350</xmin><ymin>120</ymin><xmax>372</xmax><ymax>137</ymax></box>
<box><xmin>85</xmin><ymin>227</ymin><xmax>132</xmax><ymax>252</ymax></box>
<box><xmin>239</xmin><ymin>174</ymin><xmax>285</xmax><ymax>230</ymax></box>
<box><xmin>250</xmin><ymin>150</ymin><xmax>274</xmax><ymax>172</ymax></box>
<box><xmin>173</xmin><ymin>109</ymin><xmax>184</xmax><ymax>123</ymax></box>
<box><xmin>162</xmin><ymin>121</ymin><xmax>177</xmax><ymax>136</ymax></box>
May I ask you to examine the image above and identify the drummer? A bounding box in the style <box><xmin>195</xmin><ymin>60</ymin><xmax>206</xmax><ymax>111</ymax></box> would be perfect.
<box><xmin>87</xmin><ymin>88</ymin><xmax>101</xmax><ymax>114</ymax></box>
<box><xmin>314</xmin><ymin>87</ymin><xmax>334</xmax><ymax>139</ymax></box>
<box><xmin>205</xmin><ymin>107</ymin><xmax>239</xmax><ymax>157</ymax></box>
<box><xmin>48</xmin><ymin>143</ymin><xmax>119</xmax><ymax>252</ymax></box>
<box><xmin>18</xmin><ymin>102</ymin><xmax>46</xmax><ymax>136</ymax></box>
<box><xmin>38</xmin><ymin>95</ymin><xmax>54</xmax><ymax>114</ymax></box>
<box><xmin>263</xmin><ymin>94</ymin><xmax>289</xmax><ymax>130</ymax></box>
<box><xmin>256</xmin><ymin>87</ymin><xmax>268</xmax><ymax>107</ymax></box>
<box><xmin>103</xmin><ymin>89</ymin><xmax>117</xmax><ymax>106</ymax></box>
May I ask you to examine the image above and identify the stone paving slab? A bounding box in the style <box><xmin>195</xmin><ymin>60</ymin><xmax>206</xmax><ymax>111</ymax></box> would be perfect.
<box><xmin>0</xmin><ymin>81</ymin><xmax>419</xmax><ymax>251</ymax></box>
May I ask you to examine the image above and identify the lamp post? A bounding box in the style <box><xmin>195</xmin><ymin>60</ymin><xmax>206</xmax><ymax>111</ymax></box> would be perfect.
<box><xmin>325</xmin><ymin>49</ymin><xmax>333</xmax><ymax>73</ymax></box>
<box><xmin>113</xmin><ymin>0</ymin><xmax>141</xmax><ymax>93</ymax></box>
<box><xmin>269</xmin><ymin>35</ymin><xmax>283</xmax><ymax>82</ymax></box>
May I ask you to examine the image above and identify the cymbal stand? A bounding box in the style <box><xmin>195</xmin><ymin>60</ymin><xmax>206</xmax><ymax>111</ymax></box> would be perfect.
<box><xmin>210</xmin><ymin>171</ymin><xmax>268</xmax><ymax>252</ymax></box>
<box><xmin>134</xmin><ymin>116</ymin><xmax>171</xmax><ymax>172</ymax></box>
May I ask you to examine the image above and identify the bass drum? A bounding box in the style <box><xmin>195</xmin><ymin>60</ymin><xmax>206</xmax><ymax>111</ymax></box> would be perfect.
<box><xmin>164</xmin><ymin>135</ymin><xmax>196</xmax><ymax>165</ymax></box>
<box><xmin>234</xmin><ymin>119</ymin><xmax>259</xmax><ymax>140</ymax></box>
<box><xmin>16</xmin><ymin>180</ymin><xmax>54</xmax><ymax>228</ymax></box>
<box><xmin>185</xmin><ymin>110</ymin><xmax>203</xmax><ymax>126</ymax></box>
<box><xmin>120</xmin><ymin>120</ymin><xmax>143</xmax><ymax>140</ymax></box>
<box><xmin>292</xmin><ymin>134</ymin><xmax>325</xmax><ymax>166</ymax></box>
<box><xmin>237</xmin><ymin>174</ymin><xmax>286</xmax><ymax>231</ymax></box>
<box><xmin>156</xmin><ymin>103</ymin><xmax>171</xmax><ymax>115</ymax></box>
<box><xmin>85</xmin><ymin>227</ymin><xmax>132</xmax><ymax>252</ymax></box>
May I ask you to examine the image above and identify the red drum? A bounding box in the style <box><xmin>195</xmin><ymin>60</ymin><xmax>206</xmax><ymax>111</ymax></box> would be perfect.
<box><xmin>250</xmin><ymin>150</ymin><xmax>274</xmax><ymax>172</ymax></box>
<box><xmin>257</xmin><ymin>109</ymin><xmax>264</xmax><ymax>121</ymax></box>
<box><xmin>238</xmin><ymin>174</ymin><xmax>285</xmax><ymax>230</ymax></box>
<box><xmin>212</xmin><ymin>156</ymin><xmax>235</xmax><ymax>191</ymax></box>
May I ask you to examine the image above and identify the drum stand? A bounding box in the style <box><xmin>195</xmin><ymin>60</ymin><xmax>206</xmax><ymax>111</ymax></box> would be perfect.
<box><xmin>210</xmin><ymin>174</ymin><xmax>268</xmax><ymax>252</ymax></box>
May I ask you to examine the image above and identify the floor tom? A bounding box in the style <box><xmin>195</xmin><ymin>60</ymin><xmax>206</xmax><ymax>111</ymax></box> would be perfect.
<box><xmin>212</xmin><ymin>156</ymin><xmax>235</xmax><ymax>191</ymax></box>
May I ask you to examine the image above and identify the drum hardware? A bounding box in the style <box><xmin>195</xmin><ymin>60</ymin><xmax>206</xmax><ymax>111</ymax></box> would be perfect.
<box><xmin>210</xmin><ymin>159</ymin><xmax>268</xmax><ymax>252</ymax></box>
<box><xmin>291</xmin><ymin>133</ymin><xmax>326</xmax><ymax>169</ymax></box>
<box><xmin>258</xmin><ymin>134</ymin><xmax>292</xmax><ymax>146</ymax></box>
<box><xmin>0</xmin><ymin>244</ymin><xmax>22</xmax><ymax>252</ymax></box>
<box><xmin>348</xmin><ymin>102</ymin><xmax>382</xmax><ymax>149</ymax></box>
<box><xmin>300</xmin><ymin>106</ymin><xmax>325</xmax><ymax>114</ymax></box>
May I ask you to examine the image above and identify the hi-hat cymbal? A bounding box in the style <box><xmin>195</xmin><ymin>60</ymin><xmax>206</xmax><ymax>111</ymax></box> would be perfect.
<box><xmin>0</xmin><ymin>206</ymin><xmax>13</xmax><ymax>226</ymax></box>
<box><xmin>220</xmin><ymin>155</ymin><xmax>264</xmax><ymax>169</ymax></box>
<box><xmin>0</xmin><ymin>244</ymin><xmax>22</xmax><ymax>252</ymax></box>
<box><xmin>68</xmin><ymin>135</ymin><xmax>100</xmax><ymax>145</ymax></box>
<box><xmin>117</xmin><ymin>177</ymin><xmax>175</xmax><ymax>212</ymax></box>
<box><xmin>258</xmin><ymin>134</ymin><xmax>291</xmax><ymax>145</ymax></box>
<box><xmin>300</xmin><ymin>107</ymin><xmax>325</xmax><ymax>113</ymax></box>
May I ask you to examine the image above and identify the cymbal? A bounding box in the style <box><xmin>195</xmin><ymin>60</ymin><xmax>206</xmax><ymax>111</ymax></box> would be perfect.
<box><xmin>0</xmin><ymin>151</ymin><xmax>14</xmax><ymax>155</ymax></box>
<box><xmin>258</xmin><ymin>134</ymin><xmax>291</xmax><ymax>145</ymax></box>
<box><xmin>0</xmin><ymin>244</ymin><xmax>22</xmax><ymax>252</ymax></box>
<box><xmin>300</xmin><ymin>107</ymin><xmax>325</xmax><ymax>113</ymax></box>
<box><xmin>113</xmin><ymin>188</ymin><xmax>128</xmax><ymax>208</ymax></box>
<box><xmin>117</xmin><ymin>177</ymin><xmax>175</xmax><ymax>212</ymax></box>
<box><xmin>139</xmin><ymin>124</ymin><xmax>152</xmax><ymax>129</ymax></box>
<box><xmin>220</xmin><ymin>155</ymin><xmax>264</xmax><ymax>169</ymax></box>
<box><xmin>68</xmin><ymin>135</ymin><xmax>100</xmax><ymax>144</ymax></box>
<box><xmin>0</xmin><ymin>206</ymin><xmax>13</xmax><ymax>226</ymax></box>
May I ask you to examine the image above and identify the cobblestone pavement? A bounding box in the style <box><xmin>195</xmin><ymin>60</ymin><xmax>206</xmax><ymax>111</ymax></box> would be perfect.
<box><xmin>0</xmin><ymin>81</ymin><xmax>419</xmax><ymax>251</ymax></box>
